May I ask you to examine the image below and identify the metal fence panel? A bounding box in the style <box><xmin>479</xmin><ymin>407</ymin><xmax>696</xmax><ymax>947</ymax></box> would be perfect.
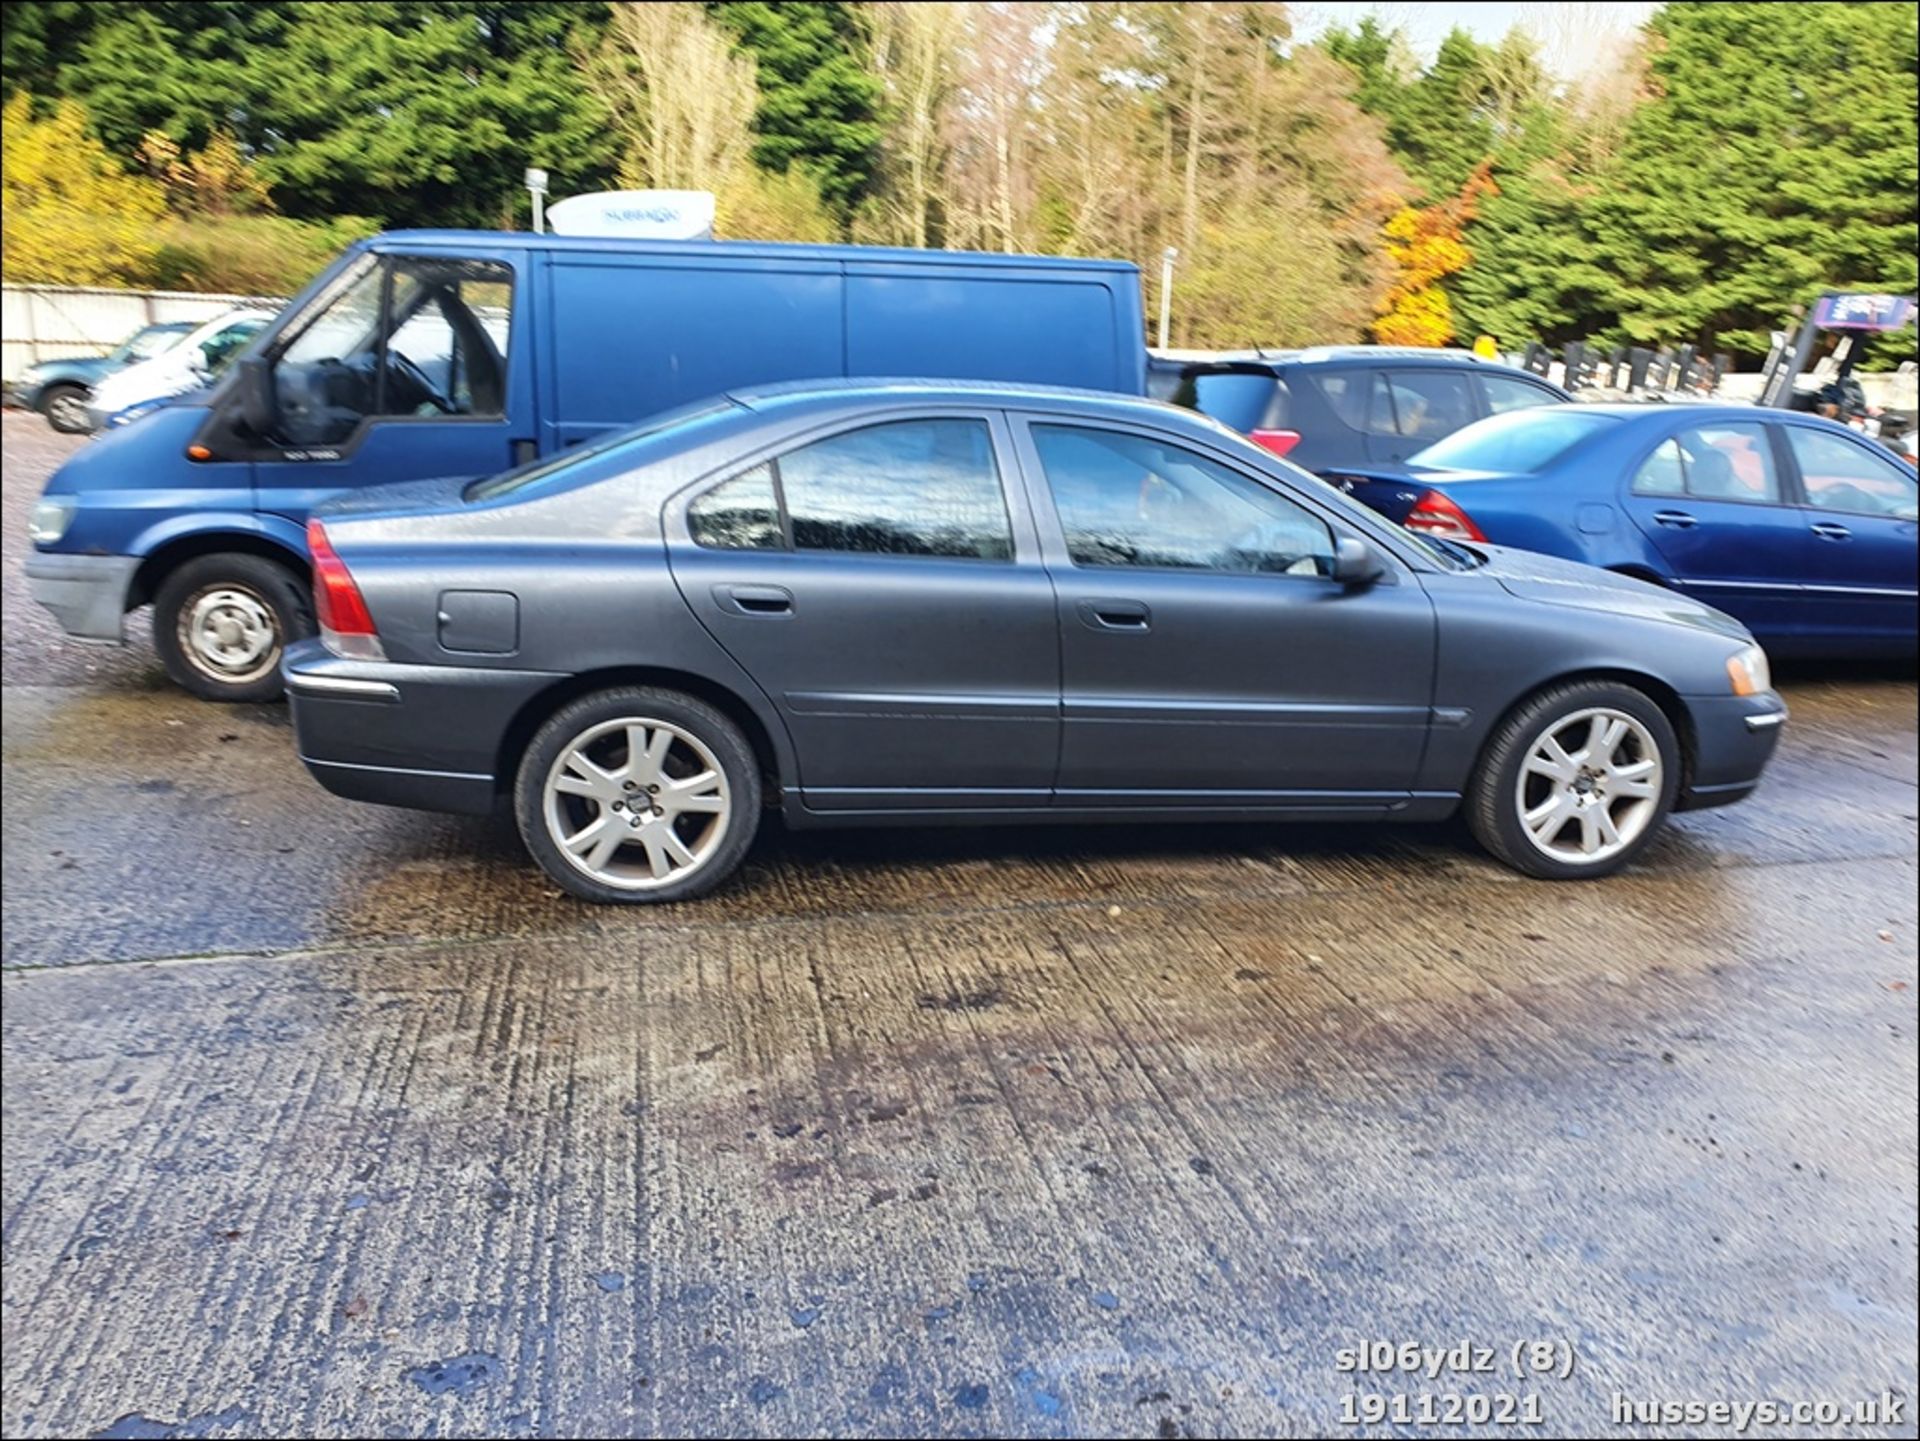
<box><xmin>1</xmin><ymin>284</ymin><xmax>285</xmax><ymax>382</ymax></box>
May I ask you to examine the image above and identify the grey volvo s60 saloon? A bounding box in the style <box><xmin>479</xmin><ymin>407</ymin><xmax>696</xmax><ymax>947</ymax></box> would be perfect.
<box><xmin>283</xmin><ymin>380</ymin><xmax>1786</xmax><ymax>903</ymax></box>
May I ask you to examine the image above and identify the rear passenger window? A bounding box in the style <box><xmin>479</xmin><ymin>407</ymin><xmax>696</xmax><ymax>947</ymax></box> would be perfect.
<box><xmin>704</xmin><ymin>419</ymin><xmax>1013</xmax><ymax>560</ymax></box>
<box><xmin>689</xmin><ymin>463</ymin><xmax>782</xmax><ymax>550</ymax></box>
<box><xmin>1313</xmin><ymin>373</ymin><xmax>1371</xmax><ymax>429</ymax></box>
<box><xmin>1480</xmin><ymin>375</ymin><xmax>1558</xmax><ymax>415</ymax></box>
<box><xmin>1634</xmin><ymin>423</ymin><xmax>1780</xmax><ymax>503</ymax></box>
<box><xmin>1380</xmin><ymin>371</ymin><xmax>1476</xmax><ymax>439</ymax></box>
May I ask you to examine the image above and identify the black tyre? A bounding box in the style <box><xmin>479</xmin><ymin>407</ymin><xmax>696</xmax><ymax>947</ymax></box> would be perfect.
<box><xmin>152</xmin><ymin>552</ymin><xmax>313</xmax><ymax>703</ymax></box>
<box><xmin>1467</xmin><ymin>679</ymin><xmax>1681</xmax><ymax>880</ymax></box>
<box><xmin>39</xmin><ymin>383</ymin><xmax>91</xmax><ymax>434</ymax></box>
<box><xmin>516</xmin><ymin>686</ymin><xmax>762</xmax><ymax>904</ymax></box>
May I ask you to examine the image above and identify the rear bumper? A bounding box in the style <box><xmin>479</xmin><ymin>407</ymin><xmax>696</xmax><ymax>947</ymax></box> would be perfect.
<box><xmin>1675</xmin><ymin>691</ymin><xmax>1788</xmax><ymax>811</ymax></box>
<box><xmin>283</xmin><ymin>639</ymin><xmax>563</xmax><ymax>816</ymax></box>
<box><xmin>24</xmin><ymin>551</ymin><xmax>137</xmax><ymax>642</ymax></box>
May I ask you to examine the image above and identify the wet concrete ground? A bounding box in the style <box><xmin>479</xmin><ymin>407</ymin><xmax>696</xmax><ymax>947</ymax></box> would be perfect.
<box><xmin>2</xmin><ymin>411</ymin><xmax>1915</xmax><ymax>1437</ymax></box>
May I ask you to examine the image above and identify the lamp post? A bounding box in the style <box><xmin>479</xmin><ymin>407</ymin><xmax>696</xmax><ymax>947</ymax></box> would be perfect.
<box><xmin>1157</xmin><ymin>247</ymin><xmax>1177</xmax><ymax>349</ymax></box>
<box><xmin>525</xmin><ymin>167</ymin><xmax>550</xmax><ymax>234</ymax></box>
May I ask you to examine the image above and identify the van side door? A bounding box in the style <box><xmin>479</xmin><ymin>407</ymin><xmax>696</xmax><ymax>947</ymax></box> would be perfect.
<box><xmin>249</xmin><ymin>249</ymin><xmax>532</xmax><ymax>524</ymax></box>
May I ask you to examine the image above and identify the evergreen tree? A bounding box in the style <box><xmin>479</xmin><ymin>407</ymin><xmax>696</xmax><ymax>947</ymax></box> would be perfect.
<box><xmin>708</xmin><ymin>1</ymin><xmax>883</xmax><ymax>224</ymax></box>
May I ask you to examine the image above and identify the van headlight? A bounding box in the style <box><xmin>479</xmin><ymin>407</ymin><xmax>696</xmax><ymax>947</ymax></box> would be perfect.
<box><xmin>28</xmin><ymin>498</ymin><xmax>75</xmax><ymax>546</ymax></box>
<box><xmin>1725</xmin><ymin>643</ymin><xmax>1771</xmax><ymax>697</ymax></box>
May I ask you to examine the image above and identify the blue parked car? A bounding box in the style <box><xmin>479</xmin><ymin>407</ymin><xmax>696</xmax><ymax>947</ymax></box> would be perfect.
<box><xmin>1331</xmin><ymin>404</ymin><xmax>1918</xmax><ymax>656</ymax></box>
<box><xmin>6</xmin><ymin>322</ymin><xmax>196</xmax><ymax>433</ymax></box>
<box><xmin>25</xmin><ymin>228</ymin><xmax>1145</xmax><ymax>702</ymax></box>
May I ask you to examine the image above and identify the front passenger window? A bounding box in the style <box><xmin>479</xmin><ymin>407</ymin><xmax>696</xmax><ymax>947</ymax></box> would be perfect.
<box><xmin>1033</xmin><ymin>424</ymin><xmax>1335</xmax><ymax>577</ymax></box>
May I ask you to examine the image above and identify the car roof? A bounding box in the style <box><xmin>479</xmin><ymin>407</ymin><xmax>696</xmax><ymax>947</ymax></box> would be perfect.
<box><xmin>729</xmin><ymin>376</ymin><xmax>1193</xmax><ymax>421</ymax></box>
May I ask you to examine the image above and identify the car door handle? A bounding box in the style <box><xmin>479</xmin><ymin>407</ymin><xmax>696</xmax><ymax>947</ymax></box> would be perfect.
<box><xmin>1810</xmin><ymin>521</ymin><xmax>1853</xmax><ymax>541</ymax></box>
<box><xmin>718</xmin><ymin>584</ymin><xmax>793</xmax><ymax>616</ymax></box>
<box><xmin>1078</xmin><ymin>599</ymin><xmax>1150</xmax><ymax>632</ymax></box>
<box><xmin>1652</xmin><ymin>510</ymin><xmax>1698</xmax><ymax>529</ymax></box>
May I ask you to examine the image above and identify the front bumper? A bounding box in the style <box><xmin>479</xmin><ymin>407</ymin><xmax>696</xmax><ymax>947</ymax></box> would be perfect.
<box><xmin>283</xmin><ymin>639</ymin><xmax>562</xmax><ymax>816</ymax></box>
<box><xmin>1675</xmin><ymin>691</ymin><xmax>1789</xmax><ymax>811</ymax></box>
<box><xmin>24</xmin><ymin>552</ymin><xmax>138</xmax><ymax>642</ymax></box>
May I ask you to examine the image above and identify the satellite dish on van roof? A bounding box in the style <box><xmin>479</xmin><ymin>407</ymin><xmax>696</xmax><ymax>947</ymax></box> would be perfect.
<box><xmin>545</xmin><ymin>189</ymin><xmax>716</xmax><ymax>241</ymax></box>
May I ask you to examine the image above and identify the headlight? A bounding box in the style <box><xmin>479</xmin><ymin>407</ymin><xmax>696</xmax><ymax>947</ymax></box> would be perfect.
<box><xmin>28</xmin><ymin>498</ymin><xmax>75</xmax><ymax>546</ymax></box>
<box><xmin>1726</xmin><ymin>643</ymin><xmax>1771</xmax><ymax>697</ymax></box>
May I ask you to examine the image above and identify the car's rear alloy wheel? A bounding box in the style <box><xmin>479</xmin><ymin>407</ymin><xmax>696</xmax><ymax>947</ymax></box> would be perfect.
<box><xmin>517</xmin><ymin>688</ymin><xmax>761</xmax><ymax>903</ymax></box>
<box><xmin>1468</xmin><ymin>680</ymin><xmax>1680</xmax><ymax>880</ymax></box>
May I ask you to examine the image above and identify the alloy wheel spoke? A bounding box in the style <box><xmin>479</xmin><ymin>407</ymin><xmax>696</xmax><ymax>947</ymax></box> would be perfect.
<box><xmin>561</xmin><ymin>813</ymin><xmax>617</xmax><ymax>859</ymax></box>
<box><xmin>559</xmin><ymin>752</ymin><xmax>620</xmax><ymax>799</ymax></box>
<box><xmin>1586</xmin><ymin>714</ymin><xmax>1628</xmax><ymax>764</ymax></box>
<box><xmin>1525</xmin><ymin>793</ymin><xmax>1572</xmax><ymax>840</ymax></box>
<box><xmin>662</xmin><ymin>769</ymin><xmax>724</xmax><ymax>812</ymax></box>
<box><xmin>1608</xmin><ymin>758</ymin><xmax>1660</xmax><ymax>800</ymax></box>
<box><xmin>628</xmin><ymin>726</ymin><xmax>673</xmax><ymax>787</ymax></box>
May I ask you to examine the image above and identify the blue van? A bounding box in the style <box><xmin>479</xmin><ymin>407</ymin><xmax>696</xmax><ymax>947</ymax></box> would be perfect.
<box><xmin>27</xmin><ymin>229</ymin><xmax>1146</xmax><ymax>701</ymax></box>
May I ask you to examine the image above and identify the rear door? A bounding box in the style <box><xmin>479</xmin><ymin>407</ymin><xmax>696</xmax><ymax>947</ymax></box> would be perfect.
<box><xmin>1779</xmin><ymin>422</ymin><xmax>1919</xmax><ymax>645</ymax></box>
<box><xmin>1619</xmin><ymin>418</ymin><xmax>1808</xmax><ymax>634</ymax></box>
<box><xmin>664</xmin><ymin>411</ymin><xmax>1061</xmax><ymax>811</ymax></box>
<box><xmin>252</xmin><ymin>249</ymin><xmax>530</xmax><ymax>523</ymax></box>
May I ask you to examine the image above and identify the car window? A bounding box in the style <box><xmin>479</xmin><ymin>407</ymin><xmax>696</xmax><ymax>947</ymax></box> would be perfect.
<box><xmin>1480</xmin><ymin>374</ymin><xmax>1560</xmax><ymax>415</ymax></box>
<box><xmin>689</xmin><ymin>463</ymin><xmax>784</xmax><ymax>550</ymax></box>
<box><xmin>199</xmin><ymin>320</ymin><xmax>265</xmax><ymax>373</ymax></box>
<box><xmin>1033</xmin><ymin>424</ymin><xmax>1335</xmax><ymax>577</ymax></box>
<box><xmin>1786</xmin><ymin>426</ymin><xmax>1919</xmax><ymax>519</ymax></box>
<box><xmin>272</xmin><ymin>255</ymin><xmax>513</xmax><ymax>446</ymax></box>
<box><xmin>1414</xmin><ymin>410</ymin><xmax>1621</xmax><ymax>472</ymax></box>
<box><xmin>775</xmin><ymin>418</ymin><xmax>1012</xmax><ymax>560</ymax></box>
<box><xmin>1187</xmin><ymin>373</ymin><xmax>1285</xmax><ymax>433</ymax></box>
<box><xmin>1382</xmin><ymin>370</ymin><xmax>1476</xmax><ymax>439</ymax></box>
<box><xmin>1313</xmin><ymin>372</ymin><xmax>1371</xmax><ymax>429</ymax></box>
<box><xmin>1633</xmin><ymin>423</ymin><xmax>1780</xmax><ymax>502</ymax></box>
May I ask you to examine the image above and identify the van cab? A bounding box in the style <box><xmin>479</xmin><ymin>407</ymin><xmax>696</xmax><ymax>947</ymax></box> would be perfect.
<box><xmin>26</xmin><ymin>229</ymin><xmax>1145</xmax><ymax>701</ymax></box>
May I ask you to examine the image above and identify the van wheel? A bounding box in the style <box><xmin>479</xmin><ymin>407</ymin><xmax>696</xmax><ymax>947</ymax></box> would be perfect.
<box><xmin>516</xmin><ymin>687</ymin><xmax>761</xmax><ymax>904</ymax></box>
<box><xmin>39</xmin><ymin>383</ymin><xmax>91</xmax><ymax>434</ymax></box>
<box><xmin>152</xmin><ymin>553</ymin><xmax>313</xmax><ymax>704</ymax></box>
<box><xmin>1466</xmin><ymin>679</ymin><xmax>1680</xmax><ymax>879</ymax></box>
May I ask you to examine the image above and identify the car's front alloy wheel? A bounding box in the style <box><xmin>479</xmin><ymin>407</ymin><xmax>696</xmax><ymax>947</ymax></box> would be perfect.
<box><xmin>1468</xmin><ymin>680</ymin><xmax>1681</xmax><ymax>879</ymax></box>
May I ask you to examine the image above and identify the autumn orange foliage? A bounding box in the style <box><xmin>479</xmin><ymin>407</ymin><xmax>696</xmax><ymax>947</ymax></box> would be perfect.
<box><xmin>1371</xmin><ymin>162</ymin><xmax>1498</xmax><ymax>347</ymax></box>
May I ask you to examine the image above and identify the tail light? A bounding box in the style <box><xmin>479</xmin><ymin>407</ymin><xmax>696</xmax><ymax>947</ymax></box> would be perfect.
<box><xmin>307</xmin><ymin>518</ymin><xmax>386</xmax><ymax>661</ymax></box>
<box><xmin>1249</xmin><ymin>428</ymin><xmax>1302</xmax><ymax>458</ymax></box>
<box><xmin>1403</xmin><ymin>488</ymin><xmax>1487</xmax><ymax>543</ymax></box>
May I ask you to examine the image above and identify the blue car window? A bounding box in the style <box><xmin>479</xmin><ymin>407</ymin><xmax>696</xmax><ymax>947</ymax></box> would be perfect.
<box><xmin>1412</xmin><ymin>409</ymin><xmax>1621</xmax><ymax>472</ymax></box>
<box><xmin>1786</xmin><ymin>427</ymin><xmax>1918</xmax><ymax>519</ymax></box>
<box><xmin>1312</xmin><ymin>372</ymin><xmax>1370</xmax><ymax>430</ymax></box>
<box><xmin>1634</xmin><ymin>423</ymin><xmax>1781</xmax><ymax>502</ymax></box>
<box><xmin>777</xmin><ymin>419</ymin><xmax>1012</xmax><ymax>561</ymax></box>
<box><xmin>1034</xmin><ymin>424</ymin><xmax>1334</xmax><ymax>577</ymax></box>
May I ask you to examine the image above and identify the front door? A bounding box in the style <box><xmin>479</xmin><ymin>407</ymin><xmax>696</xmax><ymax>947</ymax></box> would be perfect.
<box><xmin>1013</xmin><ymin>416</ymin><xmax>1437</xmax><ymax>811</ymax></box>
<box><xmin>251</xmin><ymin>250</ymin><xmax>529</xmax><ymax>524</ymax></box>
<box><xmin>1780</xmin><ymin>422</ymin><xmax>1920</xmax><ymax>647</ymax></box>
<box><xmin>665</xmin><ymin>412</ymin><xmax>1060</xmax><ymax>811</ymax></box>
<box><xmin>1620</xmin><ymin>418</ymin><xmax>1808</xmax><ymax>636</ymax></box>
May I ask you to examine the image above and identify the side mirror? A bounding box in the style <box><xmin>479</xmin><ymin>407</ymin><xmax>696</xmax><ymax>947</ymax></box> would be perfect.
<box><xmin>1331</xmin><ymin>536</ymin><xmax>1386</xmax><ymax>587</ymax></box>
<box><xmin>233</xmin><ymin>353</ymin><xmax>276</xmax><ymax>437</ymax></box>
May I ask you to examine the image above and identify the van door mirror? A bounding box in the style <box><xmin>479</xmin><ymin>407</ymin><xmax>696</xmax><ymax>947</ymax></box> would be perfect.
<box><xmin>234</xmin><ymin>354</ymin><xmax>276</xmax><ymax>437</ymax></box>
<box><xmin>1331</xmin><ymin>535</ymin><xmax>1386</xmax><ymax>586</ymax></box>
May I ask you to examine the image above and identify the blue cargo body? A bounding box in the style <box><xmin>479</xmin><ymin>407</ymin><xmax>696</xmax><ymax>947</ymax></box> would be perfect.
<box><xmin>24</xmin><ymin>229</ymin><xmax>1146</xmax><ymax>701</ymax></box>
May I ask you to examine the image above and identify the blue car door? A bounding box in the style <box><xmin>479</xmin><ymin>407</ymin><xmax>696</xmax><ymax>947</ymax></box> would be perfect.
<box><xmin>1619</xmin><ymin>418</ymin><xmax>1808</xmax><ymax>636</ymax></box>
<box><xmin>251</xmin><ymin>248</ymin><xmax>533</xmax><ymax>525</ymax></box>
<box><xmin>1779</xmin><ymin>422</ymin><xmax>1920</xmax><ymax>646</ymax></box>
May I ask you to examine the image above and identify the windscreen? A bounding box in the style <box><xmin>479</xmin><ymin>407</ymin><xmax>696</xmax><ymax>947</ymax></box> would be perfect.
<box><xmin>1412</xmin><ymin>409</ymin><xmax>1621</xmax><ymax>473</ymax></box>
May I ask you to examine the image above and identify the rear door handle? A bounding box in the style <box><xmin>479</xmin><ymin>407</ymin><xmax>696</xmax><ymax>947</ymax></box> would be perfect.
<box><xmin>1810</xmin><ymin>521</ymin><xmax>1853</xmax><ymax>541</ymax></box>
<box><xmin>1078</xmin><ymin>598</ymin><xmax>1150</xmax><ymax>632</ymax></box>
<box><xmin>1652</xmin><ymin>510</ymin><xmax>1698</xmax><ymax>529</ymax></box>
<box><xmin>716</xmin><ymin>583</ymin><xmax>793</xmax><ymax>617</ymax></box>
